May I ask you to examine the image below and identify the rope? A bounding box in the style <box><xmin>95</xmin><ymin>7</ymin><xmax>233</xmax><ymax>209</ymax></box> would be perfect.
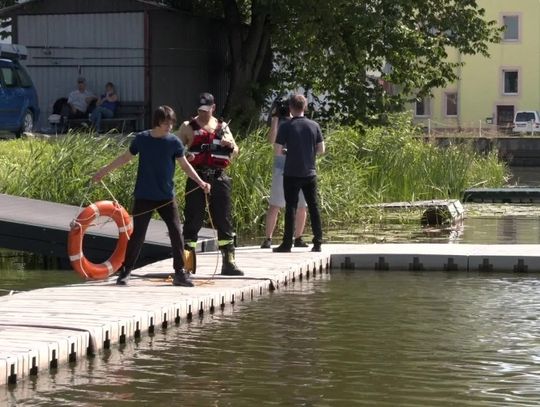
<box><xmin>72</xmin><ymin>177</ymin><xmax>224</xmax><ymax>283</ymax></box>
<box><xmin>100</xmin><ymin>180</ymin><xmax>119</xmax><ymax>204</ymax></box>
<box><xmin>70</xmin><ymin>182</ymin><xmax>94</xmax><ymax>228</ymax></box>
<box><xmin>0</xmin><ymin>289</ymin><xmax>21</xmax><ymax>295</ymax></box>
<box><xmin>68</xmin><ymin>182</ymin><xmax>94</xmax><ymax>279</ymax></box>
<box><xmin>125</xmin><ymin>185</ymin><xmax>201</xmax><ymax>219</ymax></box>
<box><xmin>70</xmin><ymin>183</ymin><xmax>202</xmax><ymax>230</ymax></box>
<box><xmin>191</xmin><ymin>192</ymin><xmax>221</xmax><ymax>286</ymax></box>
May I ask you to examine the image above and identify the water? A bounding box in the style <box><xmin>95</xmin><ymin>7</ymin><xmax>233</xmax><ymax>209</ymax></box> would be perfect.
<box><xmin>0</xmin><ymin>251</ymin><xmax>80</xmax><ymax>297</ymax></box>
<box><xmin>4</xmin><ymin>271</ymin><xmax>540</xmax><ymax>406</ymax></box>
<box><xmin>3</xmin><ymin>166</ymin><xmax>540</xmax><ymax>404</ymax></box>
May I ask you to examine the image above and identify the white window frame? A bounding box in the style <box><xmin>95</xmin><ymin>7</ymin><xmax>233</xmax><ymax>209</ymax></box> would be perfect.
<box><xmin>501</xmin><ymin>14</ymin><xmax>521</xmax><ymax>42</ymax></box>
<box><xmin>502</xmin><ymin>69</ymin><xmax>520</xmax><ymax>96</ymax></box>
<box><xmin>415</xmin><ymin>96</ymin><xmax>431</xmax><ymax>117</ymax></box>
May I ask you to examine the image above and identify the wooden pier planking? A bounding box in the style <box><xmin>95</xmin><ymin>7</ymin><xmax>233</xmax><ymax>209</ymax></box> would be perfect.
<box><xmin>0</xmin><ymin>193</ymin><xmax>217</xmax><ymax>266</ymax></box>
<box><xmin>2</xmin><ymin>243</ymin><xmax>540</xmax><ymax>386</ymax></box>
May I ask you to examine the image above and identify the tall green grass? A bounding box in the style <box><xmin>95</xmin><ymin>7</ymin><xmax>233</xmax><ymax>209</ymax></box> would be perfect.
<box><xmin>0</xmin><ymin>117</ymin><xmax>508</xmax><ymax>233</ymax></box>
<box><xmin>0</xmin><ymin>133</ymin><xmax>136</xmax><ymax>207</ymax></box>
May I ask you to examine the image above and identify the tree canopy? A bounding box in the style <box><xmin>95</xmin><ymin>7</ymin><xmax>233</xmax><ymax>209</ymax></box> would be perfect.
<box><xmin>0</xmin><ymin>0</ymin><xmax>16</xmax><ymax>40</ymax></box>
<box><xmin>0</xmin><ymin>0</ymin><xmax>501</xmax><ymax>126</ymax></box>
<box><xmin>172</xmin><ymin>0</ymin><xmax>500</xmax><ymax>126</ymax></box>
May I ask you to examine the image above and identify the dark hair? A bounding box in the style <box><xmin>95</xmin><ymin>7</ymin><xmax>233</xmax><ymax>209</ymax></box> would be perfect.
<box><xmin>105</xmin><ymin>82</ymin><xmax>115</xmax><ymax>89</ymax></box>
<box><xmin>289</xmin><ymin>94</ymin><xmax>307</xmax><ymax>112</ymax></box>
<box><xmin>152</xmin><ymin>105</ymin><xmax>176</xmax><ymax>127</ymax></box>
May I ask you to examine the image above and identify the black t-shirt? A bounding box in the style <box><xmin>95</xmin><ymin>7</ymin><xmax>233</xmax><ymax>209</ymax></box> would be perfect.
<box><xmin>276</xmin><ymin>116</ymin><xmax>323</xmax><ymax>177</ymax></box>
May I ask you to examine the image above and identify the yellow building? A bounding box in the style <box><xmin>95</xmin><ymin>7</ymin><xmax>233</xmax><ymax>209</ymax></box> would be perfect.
<box><xmin>413</xmin><ymin>0</ymin><xmax>540</xmax><ymax>133</ymax></box>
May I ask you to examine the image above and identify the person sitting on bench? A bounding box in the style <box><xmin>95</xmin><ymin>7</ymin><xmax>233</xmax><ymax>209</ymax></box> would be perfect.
<box><xmin>63</xmin><ymin>76</ymin><xmax>97</xmax><ymax>120</ymax></box>
<box><xmin>90</xmin><ymin>82</ymin><xmax>119</xmax><ymax>133</ymax></box>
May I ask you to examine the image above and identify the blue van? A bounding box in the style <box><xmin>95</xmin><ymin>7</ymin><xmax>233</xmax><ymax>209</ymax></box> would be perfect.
<box><xmin>0</xmin><ymin>44</ymin><xmax>39</xmax><ymax>137</ymax></box>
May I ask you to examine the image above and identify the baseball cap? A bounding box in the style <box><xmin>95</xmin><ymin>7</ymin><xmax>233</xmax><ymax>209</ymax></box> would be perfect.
<box><xmin>77</xmin><ymin>76</ymin><xmax>86</xmax><ymax>84</ymax></box>
<box><xmin>198</xmin><ymin>92</ymin><xmax>215</xmax><ymax>111</ymax></box>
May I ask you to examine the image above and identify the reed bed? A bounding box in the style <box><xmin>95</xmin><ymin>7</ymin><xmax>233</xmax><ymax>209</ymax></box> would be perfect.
<box><xmin>0</xmin><ymin>118</ymin><xmax>508</xmax><ymax>234</ymax></box>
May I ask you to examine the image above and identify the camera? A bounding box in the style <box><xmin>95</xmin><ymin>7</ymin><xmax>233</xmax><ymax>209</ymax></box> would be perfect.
<box><xmin>271</xmin><ymin>97</ymin><xmax>290</xmax><ymax>118</ymax></box>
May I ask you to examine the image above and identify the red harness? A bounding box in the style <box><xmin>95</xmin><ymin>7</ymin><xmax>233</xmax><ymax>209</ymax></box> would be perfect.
<box><xmin>188</xmin><ymin>119</ymin><xmax>232</xmax><ymax>169</ymax></box>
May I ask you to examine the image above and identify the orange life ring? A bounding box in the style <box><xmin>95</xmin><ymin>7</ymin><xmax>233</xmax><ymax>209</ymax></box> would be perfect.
<box><xmin>67</xmin><ymin>200</ymin><xmax>133</xmax><ymax>280</ymax></box>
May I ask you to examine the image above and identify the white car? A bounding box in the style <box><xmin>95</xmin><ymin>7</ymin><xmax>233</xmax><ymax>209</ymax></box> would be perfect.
<box><xmin>513</xmin><ymin>110</ymin><xmax>540</xmax><ymax>133</ymax></box>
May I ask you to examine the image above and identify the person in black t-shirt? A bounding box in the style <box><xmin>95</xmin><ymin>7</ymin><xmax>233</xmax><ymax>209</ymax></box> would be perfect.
<box><xmin>273</xmin><ymin>94</ymin><xmax>325</xmax><ymax>253</ymax></box>
<box><xmin>92</xmin><ymin>106</ymin><xmax>211</xmax><ymax>286</ymax></box>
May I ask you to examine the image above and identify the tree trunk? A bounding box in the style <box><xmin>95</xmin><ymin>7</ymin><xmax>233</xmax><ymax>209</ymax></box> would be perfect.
<box><xmin>221</xmin><ymin>0</ymin><xmax>271</xmax><ymax>125</ymax></box>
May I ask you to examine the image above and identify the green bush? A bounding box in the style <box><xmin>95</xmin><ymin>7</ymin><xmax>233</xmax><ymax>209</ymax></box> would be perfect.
<box><xmin>0</xmin><ymin>117</ymin><xmax>508</xmax><ymax>234</ymax></box>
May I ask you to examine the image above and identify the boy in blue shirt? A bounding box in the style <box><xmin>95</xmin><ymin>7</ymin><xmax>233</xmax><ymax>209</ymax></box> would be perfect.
<box><xmin>92</xmin><ymin>105</ymin><xmax>211</xmax><ymax>286</ymax></box>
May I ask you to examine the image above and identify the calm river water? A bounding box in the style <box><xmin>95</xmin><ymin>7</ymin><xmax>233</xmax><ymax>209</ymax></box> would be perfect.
<box><xmin>3</xmin><ymin>166</ymin><xmax>540</xmax><ymax>405</ymax></box>
<box><xmin>3</xmin><ymin>271</ymin><xmax>540</xmax><ymax>406</ymax></box>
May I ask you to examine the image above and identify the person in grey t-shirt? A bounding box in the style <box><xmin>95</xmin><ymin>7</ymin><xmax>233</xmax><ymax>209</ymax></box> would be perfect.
<box><xmin>273</xmin><ymin>94</ymin><xmax>325</xmax><ymax>252</ymax></box>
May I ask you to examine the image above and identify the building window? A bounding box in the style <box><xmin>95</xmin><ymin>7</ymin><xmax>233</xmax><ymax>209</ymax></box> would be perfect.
<box><xmin>445</xmin><ymin>92</ymin><xmax>458</xmax><ymax>116</ymax></box>
<box><xmin>415</xmin><ymin>97</ymin><xmax>431</xmax><ymax>117</ymax></box>
<box><xmin>502</xmin><ymin>15</ymin><xmax>519</xmax><ymax>41</ymax></box>
<box><xmin>503</xmin><ymin>70</ymin><xmax>519</xmax><ymax>95</ymax></box>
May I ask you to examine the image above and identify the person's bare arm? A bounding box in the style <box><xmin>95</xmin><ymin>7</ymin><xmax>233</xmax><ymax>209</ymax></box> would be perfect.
<box><xmin>274</xmin><ymin>143</ymin><xmax>285</xmax><ymax>156</ymax></box>
<box><xmin>92</xmin><ymin>151</ymin><xmax>134</xmax><ymax>182</ymax></box>
<box><xmin>177</xmin><ymin>156</ymin><xmax>211</xmax><ymax>193</ymax></box>
<box><xmin>316</xmin><ymin>141</ymin><xmax>325</xmax><ymax>155</ymax></box>
<box><xmin>267</xmin><ymin>117</ymin><xmax>279</xmax><ymax>144</ymax></box>
<box><xmin>175</xmin><ymin>122</ymin><xmax>192</xmax><ymax>145</ymax></box>
<box><xmin>175</xmin><ymin>122</ymin><xmax>195</xmax><ymax>161</ymax></box>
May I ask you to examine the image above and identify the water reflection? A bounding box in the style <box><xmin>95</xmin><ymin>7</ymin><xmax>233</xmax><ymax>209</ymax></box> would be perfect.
<box><xmin>4</xmin><ymin>271</ymin><xmax>540</xmax><ymax>406</ymax></box>
<box><xmin>327</xmin><ymin>204</ymin><xmax>540</xmax><ymax>245</ymax></box>
<box><xmin>0</xmin><ymin>249</ymin><xmax>80</xmax><ymax>297</ymax></box>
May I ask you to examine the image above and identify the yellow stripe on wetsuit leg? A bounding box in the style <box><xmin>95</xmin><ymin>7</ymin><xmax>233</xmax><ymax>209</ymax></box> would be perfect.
<box><xmin>218</xmin><ymin>239</ymin><xmax>234</xmax><ymax>247</ymax></box>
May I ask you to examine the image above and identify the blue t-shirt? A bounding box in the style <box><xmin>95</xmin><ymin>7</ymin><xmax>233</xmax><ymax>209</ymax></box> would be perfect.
<box><xmin>129</xmin><ymin>131</ymin><xmax>185</xmax><ymax>200</ymax></box>
<box><xmin>276</xmin><ymin>116</ymin><xmax>323</xmax><ymax>177</ymax></box>
<box><xmin>100</xmin><ymin>94</ymin><xmax>118</xmax><ymax>113</ymax></box>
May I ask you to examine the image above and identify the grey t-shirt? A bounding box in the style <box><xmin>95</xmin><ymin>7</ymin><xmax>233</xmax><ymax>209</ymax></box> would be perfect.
<box><xmin>276</xmin><ymin>116</ymin><xmax>323</xmax><ymax>177</ymax></box>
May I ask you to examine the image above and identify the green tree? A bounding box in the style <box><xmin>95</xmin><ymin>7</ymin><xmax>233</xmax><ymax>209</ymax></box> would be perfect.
<box><xmin>0</xmin><ymin>0</ymin><xmax>17</xmax><ymax>41</ymax></box>
<box><xmin>276</xmin><ymin>0</ymin><xmax>501</xmax><ymax>124</ymax></box>
<box><xmin>172</xmin><ymin>0</ymin><xmax>500</xmax><ymax>125</ymax></box>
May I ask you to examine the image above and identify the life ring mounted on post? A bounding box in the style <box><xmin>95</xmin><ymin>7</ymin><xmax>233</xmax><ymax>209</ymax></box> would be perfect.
<box><xmin>68</xmin><ymin>200</ymin><xmax>133</xmax><ymax>280</ymax></box>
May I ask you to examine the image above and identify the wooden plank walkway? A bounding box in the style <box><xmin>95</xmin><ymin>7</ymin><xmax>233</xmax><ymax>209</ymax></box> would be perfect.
<box><xmin>0</xmin><ymin>194</ymin><xmax>217</xmax><ymax>266</ymax></box>
<box><xmin>0</xmin><ymin>246</ymin><xmax>331</xmax><ymax>386</ymax></box>
<box><xmin>2</xmin><ymin>243</ymin><xmax>540</xmax><ymax>386</ymax></box>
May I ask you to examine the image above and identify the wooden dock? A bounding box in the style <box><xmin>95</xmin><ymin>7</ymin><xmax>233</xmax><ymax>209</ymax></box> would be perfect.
<box><xmin>2</xmin><ymin>243</ymin><xmax>540</xmax><ymax>386</ymax></box>
<box><xmin>0</xmin><ymin>194</ymin><xmax>217</xmax><ymax>267</ymax></box>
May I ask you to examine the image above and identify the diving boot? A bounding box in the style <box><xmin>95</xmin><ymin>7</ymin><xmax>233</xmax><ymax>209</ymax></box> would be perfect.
<box><xmin>183</xmin><ymin>244</ymin><xmax>196</xmax><ymax>274</ymax></box>
<box><xmin>172</xmin><ymin>268</ymin><xmax>194</xmax><ymax>287</ymax></box>
<box><xmin>220</xmin><ymin>244</ymin><xmax>244</xmax><ymax>276</ymax></box>
<box><xmin>115</xmin><ymin>267</ymin><xmax>131</xmax><ymax>285</ymax></box>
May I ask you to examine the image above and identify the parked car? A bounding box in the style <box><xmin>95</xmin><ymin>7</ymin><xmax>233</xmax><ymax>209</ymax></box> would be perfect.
<box><xmin>0</xmin><ymin>44</ymin><xmax>39</xmax><ymax>137</ymax></box>
<box><xmin>513</xmin><ymin>110</ymin><xmax>540</xmax><ymax>133</ymax></box>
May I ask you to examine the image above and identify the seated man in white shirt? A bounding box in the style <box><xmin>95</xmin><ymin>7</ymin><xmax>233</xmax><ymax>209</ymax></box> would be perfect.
<box><xmin>65</xmin><ymin>77</ymin><xmax>97</xmax><ymax>119</ymax></box>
